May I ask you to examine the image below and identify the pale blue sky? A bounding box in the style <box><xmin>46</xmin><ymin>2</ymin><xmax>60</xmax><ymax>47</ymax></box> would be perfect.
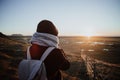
<box><xmin>0</xmin><ymin>0</ymin><xmax>120</xmax><ymax>36</ymax></box>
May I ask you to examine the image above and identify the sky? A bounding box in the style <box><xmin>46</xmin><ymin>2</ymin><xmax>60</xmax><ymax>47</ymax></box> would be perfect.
<box><xmin>0</xmin><ymin>0</ymin><xmax>120</xmax><ymax>36</ymax></box>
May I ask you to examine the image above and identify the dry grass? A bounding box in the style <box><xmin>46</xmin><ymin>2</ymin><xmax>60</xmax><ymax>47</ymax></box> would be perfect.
<box><xmin>0</xmin><ymin>36</ymin><xmax>120</xmax><ymax>80</ymax></box>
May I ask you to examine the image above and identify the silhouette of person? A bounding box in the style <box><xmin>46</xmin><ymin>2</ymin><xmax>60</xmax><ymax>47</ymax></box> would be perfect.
<box><xmin>28</xmin><ymin>20</ymin><xmax>70</xmax><ymax>80</ymax></box>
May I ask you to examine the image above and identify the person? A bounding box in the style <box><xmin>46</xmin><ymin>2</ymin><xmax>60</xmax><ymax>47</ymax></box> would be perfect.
<box><xmin>28</xmin><ymin>20</ymin><xmax>70</xmax><ymax>80</ymax></box>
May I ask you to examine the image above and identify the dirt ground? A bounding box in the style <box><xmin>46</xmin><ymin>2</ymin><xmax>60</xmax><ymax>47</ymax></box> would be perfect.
<box><xmin>0</xmin><ymin>36</ymin><xmax>120</xmax><ymax>80</ymax></box>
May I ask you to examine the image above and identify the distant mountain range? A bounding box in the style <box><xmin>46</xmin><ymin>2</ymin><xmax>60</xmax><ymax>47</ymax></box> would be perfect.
<box><xmin>11</xmin><ymin>34</ymin><xmax>23</xmax><ymax>36</ymax></box>
<box><xmin>0</xmin><ymin>32</ymin><xmax>24</xmax><ymax>37</ymax></box>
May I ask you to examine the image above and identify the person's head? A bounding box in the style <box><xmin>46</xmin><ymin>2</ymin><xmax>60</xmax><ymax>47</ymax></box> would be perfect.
<box><xmin>37</xmin><ymin>20</ymin><xmax>58</xmax><ymax>36</ymax></box>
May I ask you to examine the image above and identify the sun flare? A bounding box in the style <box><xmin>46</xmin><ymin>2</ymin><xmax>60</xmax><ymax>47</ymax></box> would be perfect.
<box><xmin>81</xmin><ymin>28</ymin><xmax>96</xmax><ymax>38</ymax></box>
<box><xmin>84</xmin><ymin>33</ymin><xmax>93</xmax><ymax>37</ymax></box>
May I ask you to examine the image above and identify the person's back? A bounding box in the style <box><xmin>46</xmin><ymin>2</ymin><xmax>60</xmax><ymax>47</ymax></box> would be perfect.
<box><xmin>28</xmin><ymin>20</ymin><xmax>70</xmax><ymax>80</ymax></box>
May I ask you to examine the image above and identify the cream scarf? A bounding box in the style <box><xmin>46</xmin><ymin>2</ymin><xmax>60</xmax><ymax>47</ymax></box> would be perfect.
<box><xmin>30</xmin><ymin>32</ymin><xmax>59</xmax><ymax>48</ymax></box>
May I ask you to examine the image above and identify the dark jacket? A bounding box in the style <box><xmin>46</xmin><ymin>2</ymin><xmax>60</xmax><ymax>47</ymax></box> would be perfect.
<box><xmin>27</xmin><ymin>44</ymin><xmax>70</xmax><ymax>80</ymax></box>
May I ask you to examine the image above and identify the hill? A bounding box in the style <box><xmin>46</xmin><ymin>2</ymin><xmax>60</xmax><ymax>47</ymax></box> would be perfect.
<box><xmin>0</xmin><ymin>33</ymin><xmax>88</xmax><ymax>80</ymax></box>
<box><xmin>0</xmin><ymin>32</ymin><xmax>9</xmax><ymax>38</ymax></box>
<box><xmin>0</xmin><ymin>32</ymin><xmax>27</xmax><ymax>80</ymax></box>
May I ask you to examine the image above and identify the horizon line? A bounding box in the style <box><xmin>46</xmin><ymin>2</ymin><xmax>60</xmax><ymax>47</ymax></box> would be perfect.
<box><xmin>1</xmin><ymin>32</ymin><xmax>120</xmax><ymax>37</ymax></box>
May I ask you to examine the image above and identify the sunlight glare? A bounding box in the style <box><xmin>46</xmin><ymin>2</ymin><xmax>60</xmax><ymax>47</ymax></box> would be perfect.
<box><xmin>81</xmin><ymin>28</ymin><xmax>95</xmax><ymax>38</ymax></box>
<box><xmin>84</xmin><ymin>33</ymin><xmax>93</xmax><ymax>38</ymax></box>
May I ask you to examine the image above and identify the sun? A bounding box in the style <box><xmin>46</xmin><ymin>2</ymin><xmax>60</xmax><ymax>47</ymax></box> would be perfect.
<box><xmin>84</xmin><ymin>33</ymin><xmax>93</xmax><ymax>38</ymax></box>
<box><xmin>81</xmin><ymin>28</ymin><xmax>95</xmax><ymax>38</ymax></box>
<box><xmin>85</xmin><ymin>33</ymin><xmax>93</xmax><ymax>37</ymax></box>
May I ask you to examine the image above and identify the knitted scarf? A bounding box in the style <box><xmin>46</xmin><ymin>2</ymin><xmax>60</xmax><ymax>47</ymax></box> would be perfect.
<box><xmin>30</xmin><ymin>32</ymin><xmax>59</xmax><ymax>48</ymax></box>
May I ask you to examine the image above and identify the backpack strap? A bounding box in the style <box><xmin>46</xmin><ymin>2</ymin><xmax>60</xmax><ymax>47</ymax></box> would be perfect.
<box><xmin>40</xmin><ymin>47</ymin><xmax>55</xmax><ymax>61</ymax></box>
<box><xmin>27</xmin><ymin>46</ymin><xmax>31</xmax><ymax>60</ymax></box>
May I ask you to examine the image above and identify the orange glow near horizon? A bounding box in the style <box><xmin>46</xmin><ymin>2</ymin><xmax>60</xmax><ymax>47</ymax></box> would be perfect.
<box><xmin>81</xmin><ymin>28</ymin><xmax>96</xmax><ymax>37</ymax></box>
<box><xmin>83</xmin><ymin>33</ymin><xmax>94</xmax><ymax>38</ymax></box>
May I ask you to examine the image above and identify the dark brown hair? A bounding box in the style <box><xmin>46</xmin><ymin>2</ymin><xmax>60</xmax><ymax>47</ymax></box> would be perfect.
<box><xmin>37</xmin><ymin>20</ymin><xmax>58</xmax><ymax>36</ymax></box>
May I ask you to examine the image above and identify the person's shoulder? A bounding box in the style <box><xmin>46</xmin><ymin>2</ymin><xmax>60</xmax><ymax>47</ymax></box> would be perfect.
<box><xmin>52</xmin><ymin>48</ymin><xmax>62</xmax><ymax>53</ymax></box>
<box><xmin>51</xmin><ymin>48</ymin><xmax>66</xmax><ymax>58</ymax></box>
